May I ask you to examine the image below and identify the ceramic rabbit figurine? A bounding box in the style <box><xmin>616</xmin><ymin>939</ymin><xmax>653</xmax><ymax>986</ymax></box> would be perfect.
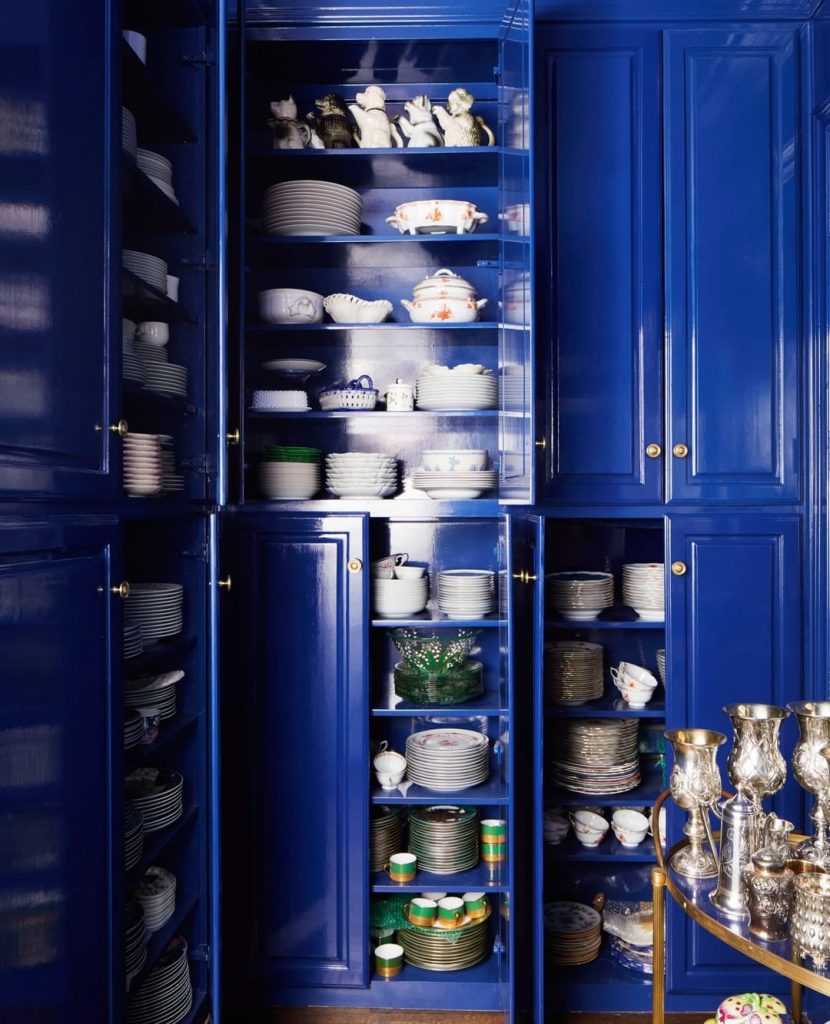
<box><xmin>434</xmin><ymin>87</ymin><xmax>495</xmax><ymax>147</ymax></box>
<box><xmin>307</xmin><ymin>93</ymin><xmax>354</xmax><ymax>149</ymax></box>
<box><xmin>267</xmin><ymin>97</ymin><xmax>312</xmax><ymax>149</ymax></box>
<box><xmin>349</xmin><ymin>86</ymin><xmax>402</xmax><ymax>148</ymax></box>
<box><xmin>396</xmin><ymin>95</ymin><xmax>443</xmax><ymax>148</ymax></box>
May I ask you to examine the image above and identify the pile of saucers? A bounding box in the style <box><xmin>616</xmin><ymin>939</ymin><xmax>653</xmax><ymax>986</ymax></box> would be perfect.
<box><xmin>370</xmin><ymin>805</ymin><xmax>403</xmax><ymax>873</ymax></box>
<box><xmin>123</xmin><ymin>108</ymin><xmax>138</xmax><ymax>159</ymax></box>
<box><xmin>125</xmin><ymin>584</ymin><xmax>184</xmax><ymax>642</ymax></box>
<box><xmin>135</xmin><ymin>866</ymin><xmax>177</xmax><ymax>934</ymax></box>
<box><xmin>250</xmin><ymin>389</ymin><xmax>309</xmax><ymax>412</ymax></box>
<box><xmin>622</xmin><ymin>563</ymin><xmax>664</xmax><ymax>621</ymax></box>
<box><xmin>405</xmin><ymin>728</ymin><xmax>490</xmax><ymax>792</ymax></box>
<box><xmin>124</xmin><ymin>433</ymin><xmax>163</xmax><ymax>497</ymax></box>
<box><xmin>259</xmin><ymin>446</ymin><xmax>321</xmax><ymax>500</ymax></box>
<box><xmin>437</xmin><ymin>569</ymin><xmax>495</xmax><ymax>618</ymax></box>
<box><xmin>547</xmin><ymin>571</ymin><xmax>614</xmax><ymax>621</ymax></box>
<box><xmin>544</xmin><ymin>641</ymin><xmax>604</xmax><ymax>705</ymax></box>
<box><xmin>409</xmin><ymin>804</ymin><xmax>479</xmax><ymax>874</ymax></box>
<box><xmin>137</xmin><ymin>148</ymin><xmax>178</xmax><ymax>206</ymax></box>
<box><xmin>412</xmin><ymin>465</ymin><xmax>498</xmax><ymax>501</ymax></box>
<box><xmin>125</xmin><ymin>899</ymin><xmax>147</xmax><ymax>986</ymax></box>
<box><xmin>125</xmin><ymin>671</ymin><xmax>183</xmax><ymax>721</ymax></box>
<box><xmin>398</xmin><ymin>915</ymin><xmax>490</xmax><ymax>971</ymax></box>
<box><xmin>325</xmin><ymin>452</ymin><xmax>398</xmax><ymax>499</ymax></box>
<box><xmin>263</xmin><ymin>180</ymin><xmax>362</xmax><ymax>236</ymax></box>
<box><xmin>126</xmin><ymin>935</ymin><xmax>192</xmax><ymax>1024</ymax></box>
<box><xmin>125</xmin><ymin>801</ymin><xmax>144</xmax><ymax>871</ymax></box>
<box><xmin>126</xmin><ymin>768</ymin><xmax>184</xmax><ymax>833</ymax></box>
<box><xmin>124</xmin><ymin>624</ymin><xmax>144</xmax><ymax>660</ymax></box>
<box><xmin>544</xmin><ymin>900</ymin><xmax>602</xmax><ymax>966</ymax></box>
<box><xmin>549</xmin><ymin>718</ymin><xmax>640</xmax><ymax>795</ymax></box>
<box><xmin>124</xmin><ymin>709</ymin><xmax>144</xmax><ymax>750</ymax></box>
<box><xmin>123</xmin><ymin>250</ymin><xmax>167</xmax><ymax>293</ymax></box>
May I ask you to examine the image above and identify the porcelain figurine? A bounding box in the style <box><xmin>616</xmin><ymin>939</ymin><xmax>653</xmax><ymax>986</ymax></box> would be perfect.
<box><xmin>267</xmin><ymin>97</ymin><xmax>312</xmax><ymax>149</ymax></box>
<box><xmin>349</xmin><ymin>86</ymin><xmax>402</xmax><ymax>148</ymax></box>
<box><xmin>703</xmin><ymin>993</ymin><xmax>788</xmax><ymax>1024</ymax></box>
<box><xmin>396</xmin><ymin>95</ymin><xmax>443</xmax><ymax>148</ymax></box>
<box><xmin>433</xmin><ymin>87</ymin><xmax>495</xmax><ymax>147</ymax></box>
<box><xmin>307</xmin><ymin>93</ymin><xmax>354</xmax><ymax>149</ymax></box>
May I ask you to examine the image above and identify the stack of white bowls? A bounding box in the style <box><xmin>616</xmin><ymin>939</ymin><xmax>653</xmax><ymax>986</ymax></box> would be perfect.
<box><xmin>373</xmin><ymin>572</ymin><xmax>429</xmax><ymax>618</ymax></box>
<box><xmin>622</xmin><ymin>563</ymin><xmax>665</xmax><ymax>621</ymax></box>
<box><xmin>263</xmin><ymin>180</ymin><xmax>362</xmax><ymax>236</ymax></box>
<box><xmin>123</xmin><ymin>249</ymin><xmax>168</xmax><ymax>293</ymax></box>
<box><xmin>122</xmin><ymin>318</ymin><xmax>145</xmax><ymax>384</ymax></box>
<box><xmin>325</xmin><ymin>453</ymin><xmax>398</xmax><ymax>499</ymax></box>
<box><xmin>137</xmin><ymin>148</ymin><xmax>179</xmax><ymax>206</ymax></box>
<box><xmin>437</xmin><ymin>569</ymin><xmax>496</xmax><ymax>618</ymax></box>
<box><xmin>412</xmin><ymin>448</ymin><xmax>497</xmax><ymax>500</ymax></box>
<box><xmin>122</xmin><ymin>108</ymin><xmax>138</xmax><ymax>159</ymax></box>
<box><xmin>547</xmin><ymin>571</ymin><xmax>614</xmax><ymax>621</ymax></box>
<box><xmin>250</xmin><ymin>389</ymin><xmax>309</xmax><ymax>412</ymax></box>
<box><xmin>259</xmin><ymin>453</ymin><xmax>321</xmax><ymax>500</ymax></box>
<box><xmin>416</xmin><ymin>364</ymin><xmax>498</xmax><ymax>411</ymax></box>
<box><xmin>123</xmin><ymin>432</ymin><xmax>163</xmax><ymax>497</ymax></box>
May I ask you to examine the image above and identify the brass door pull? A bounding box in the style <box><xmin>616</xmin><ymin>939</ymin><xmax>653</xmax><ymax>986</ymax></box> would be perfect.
<box><xmin>217</xmin><ymin>575</ymin><xmax>232</xmax><ymax>591</ymax></box>
<box><xmin>111</xmin><ymin>581</ymin><xmax>131</xmax><ymax>599</ymax></box>
<box><xmin>671</xmin><ymin>561</ymin><xmax>687</xmax><ymax>576</ymax></box>
<box><xmin>646</xmin><ymin>443</ymin><xmax>662</xmax><ymax>458</ymax></box>
<box><xmin>226</xmin><ymin>429</ymin><xmax>240</xmax><ymax>446</ymax></box>
<box><xmin>109</xmin><ymin>420</ymin><xmax>129</xmax><ymax>437</ymax></box>
<box><xmin>672</xmin><ymin>443</ymin><xmax>689</xmax><ymax>458</ymax></box>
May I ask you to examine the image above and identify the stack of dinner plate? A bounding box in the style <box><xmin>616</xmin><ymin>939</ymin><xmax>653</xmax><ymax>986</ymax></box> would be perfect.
<box><xmin>622</xmin><ymin>563</ymin><xmax>665</xmax><ymax>621</ymax></box>
<box><xmin>370</xmin><ymin>805</ymin><xmax>403</xmax><ymax>873</ymax></box>
<box><xmin>547</xmin><ymin>571</ymin><xmax>614</xmax><ymax>621</ymax></box>
<box><xmin>124</xmin><ymin>433</ymin><xmax>163</xmax><ymax>497</ymax></box>
<box><xmin>125</xmin><ymin>671</ymin><xmax>183</xmax><ymax>721</ymax></box>
<box><xmin>415</xmin><ymin>367</ymin><xmax>498</xmax><ymax>411</ymax></box>
<box><xmin>123</xmin><ymin>250</ymin><xmax>168</xmax><ymax>293</ymax></box>
<box><xmin>263</xmin><ymin>180</ymin><xmax>362</xmax><ymax>236</ymax></box>
<box><xmin>135</xmin><ymin>866</ymin><xmax>177</xmax><ymax>934</ymax></box>
<box><xmin>123</xmin><ymin>318</ymin><xmax>145</xmax><ymax>384</ymax></box>
<box><xmin>325</xmin><ymin>453</ymin><xmax>398</xmax><ymax>499</ymax></box>
<box><xmin>544</xmin><ymin>641</ymin><xmax>604</xmax><ymax>705</ymax></box>
<box><xmin>126</xmin><ymin>936</ymin><xmax>192</xmax><ymax>1024</ymax></box>
<box><xmin>136</xmin><ymin>344</ymin><xmax>188</xmax><ymax>398</ymax></box>
<box><xmin>411</xmin><ymin>468</ymin><xmax>498</xmax><ymax>501</ymax></box>
<box><xmin>137</xmin><ymin>148</ymin><xmax>179</xmax><ymax>206</ymax></box>
<box><xmin>125</xmin><ymin>584</ymin><xmax>184</xmax><ymax>642</ymax></box>
<box><xmin>124</xmin><ymin>709</ymin><xmax>144</xmax><ymax>750</ymax></box>
<box><xmin>656</xmin><ymin>649</ymin><xmax>666</xmax><ymax>686</ymax></box>
<box><xmin>549</xmin><ymin>718</ymin><xmax>640</xmax><ymax>795</ymax></box>
<box><xmin>124</xmin><ymin>801</ymin><xmax>144</xmax><ymax>871</ymax></box>
<box><xmin>124</xmin><ymin>624</ymin><xmax>144</xmax><ymax>660</ymax></box>
<box><xmin>125</xmin><ymin>768</ymin><xmax>185</xmax><ymax>833</ymax></box>
<box><xmin>544</xmin><ymin>900</ymin><xmax>602</xmax><ymax>966</ymax></box>
<box><xmin>125</xmin><ymin>899</ymin><xmax>147</xmax><ymax>986</ymax></box>
<box><xmin>398</xmin><ymin>915</ymin><xmax>490</xmax><ymax>971</ymax></box>
<box><xmin>405</xmin><ymin>728</ymin><xmax>490</xmax><ymax>792</ymax></box>
<box><xmin>122</xmin><ymin>108</ymin><xmax>138</xmax><ymax>159</ymax></box>
<box><xmin>159</xmin><ymin>437</ymin><xmax>184</xmax><ymax>494</ymax></box>
<box><xmin>408</xmin><ymin>805</ymin><xmax>479</xmax><ymax>874</ymax></box>
<box><xmin>437</xmin><ymin>570</ymin><xmax>495</xmax><ymax>618</ymax></box>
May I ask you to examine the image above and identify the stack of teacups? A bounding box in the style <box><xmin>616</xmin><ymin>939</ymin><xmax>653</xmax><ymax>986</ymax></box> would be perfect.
<box><xmin>610</xmin><ymin>662</ymin><xmax>659</xmax><ymax>709</ymax></box>
<box><xmin>123</xmin><ymin>432</ymin><xmax>163</xmax><ymax>497</ymax></box>
<box><xmin>611</xmin><ymin>809</ymin><xmax>650</xmax><ymax>848</ymax></box>
<box><xmin>122</xmin><ymin>318</ymin><xmax>145</xmax><ymax>384</ymax></box>
<box><xmin>325</xmin><ymin>452</ymin><xmax>398</xmax><ymax>499</ymax></box>
<box><xmin>621</xmin><ymin>563</ymin><xmax>665</xmax><ymax>621</ymax></box>
<box><xmin>437</xmin><ymin>569</ymin><xmax>496</xmax><ymax>618</ymax></box>
<box><xmin>137</xmin><ymin>148</ymin><xmax>178</xmax><ymax>205</ymax></box>
<box><xmin>547</xmin><ymin>571</ymin><xmax>614</xmax><ymax>621</ymax></box>
<box><xmin>373</xmin><ymin>564</ymin><xmax>428</xmax><ymax>617</ymax></box>
<box><xmin>480</xmin><ymin>818</ymin><xmax>506</xmax><ymax>865</ymax></box>
<box><xmin>373</xmin><ymin>746</ymin><xmax>407</xmax><ymax>789</ymax></box>
<box><xmin>543</xmin><ymin>809</ymin><xmax>570</xmax><ymax>845</ymax></box>
<box><xmin>386</xmin><ymin>852</ymin><xmax>417</xmax><ymax>883</ymax></box>
<box><xmin>259</xmin><ymin>446</ymin><xmax>321</xmax><ymax>499</ymax></box>
<box><xmin>569</xmin><ymin>809</ymin><xmax>610</xmax><ymax>847</ymax></box>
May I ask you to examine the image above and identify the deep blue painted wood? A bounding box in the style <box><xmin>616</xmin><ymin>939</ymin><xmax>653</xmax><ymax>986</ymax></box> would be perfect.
<box><xmin>537</xmin><ymin>26</ymin><xmax>662</xmax><ymax>504</ymax></box>
<box><xmin>537</xmin><ymin>0</ymin><xmax>816</xmax><ymax>19</ymax></box>
<box><xmin>0</xmin><ymin>1</ymin><xmax>120</xmax><ymax>499</ymax></box>
<box><xmin>0</xmin><ymin>518</ymin><xmax>118</xmax><ymax>1020</ymax></box>
<box><xmin>666</xmin><ymin>513</ymin><xmax>802</xmax><ymax>1002</ymax></box>
<box><xmin>665</xmin><ymin>27</ymin><xmax>801</xmax><ymax>504</ymax></box>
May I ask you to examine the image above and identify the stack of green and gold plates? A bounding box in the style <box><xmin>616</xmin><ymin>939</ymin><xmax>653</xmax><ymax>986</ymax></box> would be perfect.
<box><xmin>393</xmin><ymin>659</ymin><xmax>483</xmax><ymax>706</ymax></box>
<box><xmin>397</xmin><ymin>913</ymin><xmax>491</xmax><ymax>971</ymax></box>
<box><xmin>370</xmin><ymin>805</ymin><xmax>403</xmax><ymax>873</ymax></box>
<box><xmin>409</xmin><ymin>805</ymin><xmax>479</xmax><ymax>873</ymax></box>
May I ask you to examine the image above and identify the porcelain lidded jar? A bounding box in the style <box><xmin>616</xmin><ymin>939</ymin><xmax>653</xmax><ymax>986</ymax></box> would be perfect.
<box><xmin>400</xmin><ymin>268</ymin><xmax>488</xmax><ymax>323</ymax></box>
<box><xmin>742</xmin><ymin>847</ymin><xmax>794</xmax><ymax>941</ymax></box>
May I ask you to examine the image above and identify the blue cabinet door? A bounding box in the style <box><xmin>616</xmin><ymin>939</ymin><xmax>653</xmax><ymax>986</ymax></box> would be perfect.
<box><xmin>665</xmin><ymin>28</ymin><xmax>801</xmax><ymax>504</ymax></box>
<box><xmin>536</xmin><ymin>26</ymin><xmax>662</xmax><ymax>505</ymax></box>
<box><xmin>0</xmin><ymin>1</ymin><xmax>119</xmax><ymax>500</ymax></box>
<box><xmin>225</xmin><ymin>513</ymin><xmax>369</xmax><ymax>996</ymax></box>
<box><xmin>0</xmin><ymin>517</ymin><xmax>119</xmax><ymax>1021</ymax></box>
<box><xmin>666</xmin><ymin>513</ymin><xmax>801</xmax><ymax>1005</ymax></box>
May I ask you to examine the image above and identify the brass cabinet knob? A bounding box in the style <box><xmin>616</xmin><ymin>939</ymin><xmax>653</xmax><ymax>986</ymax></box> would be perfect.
<box><xmin>111</xmin><ymin>580</ymin><xmax>131</xmax><ymax>599</ymax></box>
<box><xmin>672</xmin><ymin>443</ymin><xmax>689</xmax><ymax>458</ymax></box>
<box><xmin>347</xmin><ymin>558</ymin><xmax>363</xmax><ymax>574</ymax></box>
<box><xmin>109</xmin><ymin>420</ymin><xmax>129</xmax><ymax>438</ymax></box>
<box><xmin>217</xmin><ymin>575</ymin><xmax>232</xmax><ymax>591</ymax></box>
<box><xmin>535</xmin><ymin>438</ymin><xmax>547</xmax><ymax>449</ymax></box>
<box><xmin>226</xmin><ymin>428</ymin><xmax>240</xmax><ymax>447</ymax></box>
<box><xmin>671</xmin><ymin>561</ymin><xmax>687</xmax><ymax>576</ymax></box>
<box><xmin>646</xmin><ymin>443</ymin><xmax>662</xmax><ymax>459</ymax></box>
<box><xmin>511</xmin><ymin>571</ymin><xmax>538</xmax><ymax>584</ymax></box>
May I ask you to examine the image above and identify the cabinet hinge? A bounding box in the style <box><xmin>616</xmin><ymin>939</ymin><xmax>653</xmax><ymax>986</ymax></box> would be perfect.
<box><xmin>182</xmin><ymin>544</ymin><xmax>210</xmax><ymax>563</ymax></box>
<box><xmin>191</xmin><ymin>944</ymin><xmax>211</xmax><ymax>964</ymax></box>
<box><xmin>180</xmin><ymin>254</ymin><xmax>215</xmax><ymax>272</ymax></box>
<box><xmin>180</xmin><ymin>52</ymin><xmax>215</xmax><ymax>68</ymax></box>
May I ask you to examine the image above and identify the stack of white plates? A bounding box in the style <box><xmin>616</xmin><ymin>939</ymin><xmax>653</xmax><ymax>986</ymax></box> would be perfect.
<box><xmin>500</xmin><ymin>365</ymin><xmax>525</xmax><ymax>412</ymax></box>
<box><xmin>437</xmin><ymin>569</ymin><xmax>496</xmax><ymax>618</ymax></box>
<box><xmin>123</xmin><ymin>318</ymin><xmax>145</xmax><ymax>384</ymax></box>
<box><xmin>122</xmin><ymin>108</ymin><xmax>138</xmax><ymax>159</ymax></box>
<box><xmin>545</xmin><ymin>640</ymin><xmax>605</xmax><ymax>705</ymax></box>
<box><xmin>405</xmin><ymin>728</ymin><xmax>490</xmax><ymax>792</ymax></box>
<box><xmin>263</xmin><ymin>179</ymin><xmax>362</xmax><ymax>236</ymax></box>
<box><xmin>124</xmin><ymin>624</ymin><xmax>144</xmax><ymax>660</ymax></box>
<box><xmin>412</xmin><ymin>469</ymin><xmax>498</xmax><ymax>500</ymax></box>
<box><xmin>125</xmin><ymin>584</ymin><xmax>184</xmax><ymax>642</ymax></box>
<box><xmin>157</xmin><ymin>437</ymin><xmax>184</xmax><ymax>494</ymax></box>
<box><xmin>373</xmin><ymin>576</ymin><xmax>429</xmax><ymax>617</ymax></box>
<box><xmin>622</xmin><ymin>563</ymin><xmax>665</xmax><ymax>621</ymax></box>
<box><xmin>416</xmin><ymin>370</ymin><xmax>497</xmax><ymax>411</ymax></box>
<box><xmin>259</xmin><ymin>460</ymin><xmax>321</xmax><ymax>500</ymax></box>
<box><xmin>144</xmin><ymin>361</ymin><xmax>188</xmax><ymax>398</ymax></box>
<box><xmin>137</xmin><ymin>148</ymin><xmax>179</xmax><ymax>206</ymax></box>
<box><xmin>135</xmin><ymin>866</ymin><xmax>177</xmax><ymax>934</ymax></box>
<box><xmin>547</xmin><ymin>571</ymin><xmax>614</xmax><ymax>621</ymax></box>
<box><xmin>124</xmin><ymin>433</ymin><xmax>163</xmax><ymax>497</ymax></box>
<box><xmin>325</xmin><ymin>453</ymin><xmax>398</xmax><ymax>499</ymax></box>
<box><xmin>124</xmin><ymin>801</ymin><xmax>144</xmax><ymax>871</ymax></box>
<box><xmin>125</xmin><ymin>671</ymin><xmax>183</xmax><ymax>721</ymax></box>
<box><xmin>126</xmin><ymin>935</ymin><xmax>192</xmax><ymax>1024</ymax></box>
<box><xmin>125</xmin><ymin>899</ymin><xmax>147</xmax><ymax>986</ymax></box>
<box><xmin>125</xmin><ymin>768</ymin><xmax>185</xmax><ymax>833</ymax></box>
<box><xmin>124</xmin><ymin>709</ymin><xmax>144</xmax><ymax>750</ymax></box>
<box><xmin>656</xmin><ymin>649</ymin><xmax>666</xmax><ymax>686</ymax></box>
<box><xmin>123</xmin><ymin>250</ymin><xmax>168</xmax><ymax>293</ymax></box>
<box><xmin>251</xmin><ymin>389</ymin><xmax>309</xmax><ymax>411</ymax></box>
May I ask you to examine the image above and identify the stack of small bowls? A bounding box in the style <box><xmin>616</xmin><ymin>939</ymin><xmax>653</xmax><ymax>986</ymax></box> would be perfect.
<box><xmin>547</xmin><ymin>571</ymin><xmax>614</xmax><ymax>621</ymax></box>
<box><xmin>259</xmin><ymin>445</ymin><xmax>321</xmax><ymax>499</ymax></box>
<box><xmin>325</xmin><ymin>452</ymin><xmax>398</xmax><ymax>499</ymax></box>
<box><xmin>373</xmin><ymin>564</ymin><xmax>428</xmax><ymax>618</ymax></box>
<box><xmin>621</xmin><ymin>563</ymin><xmax>665</xmax><ymax>621</ymax></box>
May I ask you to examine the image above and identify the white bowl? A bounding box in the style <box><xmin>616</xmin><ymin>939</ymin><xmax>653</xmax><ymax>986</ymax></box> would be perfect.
<box><xmin>422</xmin><ymin>449</ymin><xmax>488</xmax><ymax>472</ymax></box>
<box><xmin>323</xmin><ymin>293</ymin><xmax>392</xmax><ymax>324</ymax></box>
<box><xmin>258</xmin><ymin>288</ymin><xmax>324</xmax><ymax>325</ymax></box>
<box><xmin>386</xmin><ymin>200</ymin><xmax>489</xmax><ymax>236</ymax></box>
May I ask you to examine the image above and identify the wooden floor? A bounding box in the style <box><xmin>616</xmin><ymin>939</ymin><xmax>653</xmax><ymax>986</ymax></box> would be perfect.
<box><xmin>231</xmin><ymin>1010</ymin><xmax>709</xmax><ymax>1024</ymax></box>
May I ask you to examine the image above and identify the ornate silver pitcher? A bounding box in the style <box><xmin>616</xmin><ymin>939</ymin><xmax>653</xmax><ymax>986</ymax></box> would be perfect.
<box><xmin>788</xmin><ymin>702</ymin><xmax>830</xmax><ymax>865</ymax></box>
<box><xmin>665</xmin><ymin>729</ymin><xmax>725</xmax><ymax>878</ymax></box>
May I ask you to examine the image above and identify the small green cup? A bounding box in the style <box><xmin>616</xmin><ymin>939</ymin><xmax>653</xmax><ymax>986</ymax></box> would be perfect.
<box><xmin>481</xmin><ymin>842</ymin><xmax>507</xmax><ymax>863</ymax></box>
<box><xmin>480</xmin><ymin>818</ymin><xmax>507</xmax><ymax>843</ymax></box>
<box><xmin>375</xmin><ymin>942</ymin><xmax>404</xmax><ymax>978</ymax></box>
<box><xmin>437</xmin><ymin>896</ymin><xmax>465</xmax><ymax>929</ymax></box>
<box><xmin>387</xmin><ymin>852</ymin><xmax>417</xmax><ymax>882</ymax></box>
<box><xmin>463</xmin><ymin>892</ymin><xmax>488</xmax><ymax>919</ymax></box>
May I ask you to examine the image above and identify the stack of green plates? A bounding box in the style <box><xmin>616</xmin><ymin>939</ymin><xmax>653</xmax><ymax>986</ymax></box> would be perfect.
<box><xmin>409</xmin><ymin>805</ymin><xmax>479</xmax><ymax>874</ymax></box>
<box><xmin>397</xmin><ymin>916</ymin><xmax>491</xmax><ymax>971</ymax></box>
<box><xmin>393</xmin><ymin>659</ymin><xmax>483</xmax><ymax>706</ymax></box>
<box><xmin>262</xmin><ymin>445</ymin><xmax>320</xmax><ymax>463</ymax></box>
<box><xmin>370</xmin><ymin>805</ymin><xmax>403</xmax><ymax>873</ymax></box>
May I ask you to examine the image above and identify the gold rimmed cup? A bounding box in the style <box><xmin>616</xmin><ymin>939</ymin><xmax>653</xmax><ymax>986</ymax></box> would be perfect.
<box><xmin>375</xmin><ymin>942</ymin><xmax>404</xmax><ymax>978</ymax></box>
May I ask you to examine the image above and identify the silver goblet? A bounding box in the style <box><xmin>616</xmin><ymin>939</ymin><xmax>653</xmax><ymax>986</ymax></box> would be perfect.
<box><xmin>665</xmin><ymin>728</ymin><xmax>726</xmax><ymax>878</ymax></box>
<box><xmin>788</xmin><ymin>702</ymin><xmax>830</xmax><ymax>865</ymax></box>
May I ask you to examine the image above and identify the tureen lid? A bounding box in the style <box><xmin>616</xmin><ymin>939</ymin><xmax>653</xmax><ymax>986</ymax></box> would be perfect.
<box><xmin>412</xmin><ymin>268</ymin><xmax>476</xmax><ymax>295</ymax></box>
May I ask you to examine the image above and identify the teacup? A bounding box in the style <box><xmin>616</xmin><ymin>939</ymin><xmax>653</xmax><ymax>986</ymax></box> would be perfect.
<box><xmin>406</xmin><ymin>897</ymin><xmax>437</xmax><ymax>926</ymax></box>
<box><xmin>373</xmin><ymin>748</ymin><xmax>407</xmax><ymax>790</ymax></box>
<box><xmin>394</xmin><ymin>565</ymin><xmax>425</xmax><ymax>580</ymax></box>
<box><xmin>569</xmin><ymin>810</ymin><xmax>609</xmax><ymax>847</ymax></box>
<box><xmin>387</xmin><ymin>852</ymin><xmax>417</xmax><ymax>883</ymax></box>
<box><xmin>463</xmin><ymin>892</ymin><xmax>488</xmax><ymax>919</ymax></box>
<box><xmin>372</xmin><ymin>553</ymin><xmax>409</xmax><ymax>578</ymax></box>
<box><xmin>375</xmin><ymin>769</ymin><xmax>406</xmax><ymax>789</ymax></box>
<box><xmin>437</xmin><ymin>896</ymin><xmax>465</xmax><ymax>929</ymax></box>
<box><xmin>385</xmin><ymin>381</ymin><xmax>415</xmax><ymax>411</ymax></box>
<box><xmin>375</xmin><ymin>942</ymin><xmax>404</xmax><ymax>978</ymax></box>
<box><xmin>421</xmin><ymin>892</ymin><xmax>447</xmax><ymax>901</ymax></box>
<box><xmin>611</xmin><ymin>809</ymin><xmax>650</xmax><ymax>847</ymax></box>
<box><xmin>480</xmin><ymin>819</ymin><xmax>507</xmax><ymax>844</ymax></box>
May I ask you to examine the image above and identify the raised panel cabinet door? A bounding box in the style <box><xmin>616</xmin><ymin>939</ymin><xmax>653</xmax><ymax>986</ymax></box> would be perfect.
<box><xmin>536</xmin><ymin>26</ymin><xmax>662</xmax><ymax>504</ymax></box>
<box><xmin>0</xmin><ymin>518</ymin><xmax>118</xmax><ymax>1022</ymax></box>
<box><xmin>665</xmin><ymin>514</ymin><xmax>801</xmax><ymax>1004</ymax></box>
<box><xmin>227</xmin><ymin>514</ymin><xmax>369</xmax><ymax>994</ymax></box>
<box><xmin>0</xmin><ymin>2</ymin><xmax>120</xmax><ymax>499</ymax></box>
<box><xmin>665</xmin><ymin>28</ymin><xmax>800</xmax><ymax>504</ymax></box>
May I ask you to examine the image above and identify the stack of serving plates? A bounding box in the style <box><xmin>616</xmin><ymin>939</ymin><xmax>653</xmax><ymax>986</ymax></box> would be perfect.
<box><xmin>544</xmin><ymin>641</ymin><xmax>604</xmax><ymax>705</ymax></box>
<box><xmin>544</xmin><ymin>901</ymin><xmax>602</xmax><ymax>966</ymax></box>
<box><xmin>398</xmin><ymin>915</ymin><xmax>490</xmax><ymax>971</ymax></box>
<box><xmin>437</xmin><ymin>570</ymin><xmax>495</xmax><ymax>618</ymax></box>
<box><xmin>135</xmin><ymin>866</ymin><xmax>177</xmax><ymax>934</ymax></box>
<box><xmin>263</xmin><ymin>180</ymin><xmax>362</xmax><ymax>236</ymax></box>
<box><xmin>126</xmin><ymin>935</ymin><xmax>192</xmax><ymax>1024</ymax></box>
<box><xmin>137</xmin><ymin>148</ymin><xmax>179</xmax><ymax>206</ymax></box>
<box><xmin>124</xmin><ymin>801</ymin><xmax>144</xmax><ymax>871</ymax></box>
<box><xmin>124</xmin><ymin>709</ymin><xmax>144</xmax><ymax>750</ymax></box>
<box><xmin>124</xmin><ymin>624</ymin><xmax>144</xmax><ymax>660</ymax></box>
<box><xmin>547</xmin><ymin>571</ymin><xmax>614</xmax><ymax>621</ymax></box>
<box><xmin>408</xmin><ymin>805</ymin><xmax>479</xmax><ymax>874</ymax></box>
<box><xmin>141</xmin><ymin>349</ymin><xmax>188</xmax><ymax>398</ymax></box>
<box><xmin>500</xmin><ymin>364</ymin><xmax>525</xmax><ymax>412</ymax></box>
<box><xmin>325</xmin><ymin>453</ymin><xmax>397</xmax><ymax>499</ymax></box>
<box><xmin>549</xmin><ymin>718</ymin><xmax>640</xmax><ymax>795</ymax></box>
<box><xmin>125</xmin><ymin>671</ymin><xmax>183</xmax><ymax>721</ymax></box>
<box><xmin>125</xmin><ymin>899</ymin><xmax>148</xmax><ymax>986</ymax></box>
<box><xmin>622</xmin><ymin>563</ymin><xmax>665</xmax><ymax>621</ymax></box>
<box><xmin>415</xmin><ymin>368</ymin><xmax>497</xmax><ymax>411</ymax></box>
<box><xmin>405</xmin><ymin>728</ymin><xmax>490</xmax><ymax>793</ymax></box>
<box><xmin>159</xmin><ymin>437</ymin><xmax>184</xmax><ymax>494</ymax></box>
<box><xmin>370</xmin><ymin>805</ymin><xmax>403</xmax><ymax>873</ymax></box>
<box><xmin>123</xmin><ymin>318</ymin><xmax>145</xmax><ymax>384</ymax></box>
<box><xmin>125</xmin><ymin>584</ymin><xmax>184</xmax><ymax>642</ymax></box>
<box><xmin>411</xmin><ymin>469</ymin><xmax>498</xmax><ymax>501</ymax></box>
<box><xmin>122</xmin><ymin>108</ymin><xmax>138</xmax><ymax>159</ymax></box>
<box><xmin>123</xmin><ymin>250</ymin><xmax>168</xmax><ymax>293</ymax></box>
<box><xmin>124</xmin><ymin>433</ymin><xmax>163</xmax><ymax>497</ymax></box>
<box><xmin>125</xmin><ymin>768</ymin><xmax>185</xmax><ymax>833</ymax></box>
<box><xmin>260</xmin><ymin>446</ymin><xmax>321</xmax><ymax>500</ymax></box>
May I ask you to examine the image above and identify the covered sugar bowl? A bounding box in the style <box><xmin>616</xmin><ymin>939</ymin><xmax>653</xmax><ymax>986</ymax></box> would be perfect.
<box><xmin>742</xmin><ymin>846</ymin><xmax>794</xmax><ymax>941</ymax></box>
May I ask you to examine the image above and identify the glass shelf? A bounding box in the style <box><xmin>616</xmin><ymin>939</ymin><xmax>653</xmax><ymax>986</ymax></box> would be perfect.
<box><xmin>371</xmin><ymin>776</ymin><xmax>508</xmax><ymax>805</ymax></box>
<box><xmin>548</xmin><ymin>619</ymin><xmax>665</xmax><ymax>631</ymax></box>
<box><xmin>246</xmin><ymin>410</ymin><xmax>498</xmax><ymax>420</ymax></box>
<box><xmin>546</xmin><ymin>697</ymin><xmax>666</xmax><ymax>719</ymax></box>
